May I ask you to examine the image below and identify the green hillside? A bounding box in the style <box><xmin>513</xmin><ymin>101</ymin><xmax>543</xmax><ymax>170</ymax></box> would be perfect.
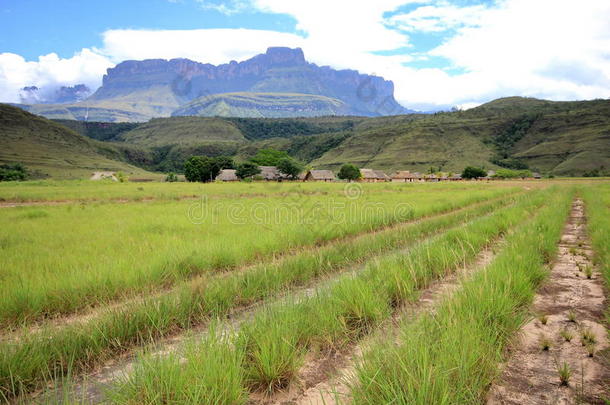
<box><xmin>172</xmin><ymin>92</ymin><xmax>350</xmax><ymax>118</ymax></box>
<box><xmin>312</xmin><ymin>97</ymin><xmax>610</xmax><ymax>175</ymax></box>
<box><xmin>0</xmin><ymin>104</ymin><xmax>154</xmax><ymax>179</ymax></box>
<box><xmin>3</xmin><ymin>97</ymin><xmax>608</xmax><ymax>178</ymax></box>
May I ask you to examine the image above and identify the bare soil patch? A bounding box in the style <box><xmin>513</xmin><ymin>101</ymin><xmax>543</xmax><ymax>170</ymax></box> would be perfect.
<box><xmin>487</xmin><ymin>199</ymin><xmax>609</xmax><ymax>405</ymax></box>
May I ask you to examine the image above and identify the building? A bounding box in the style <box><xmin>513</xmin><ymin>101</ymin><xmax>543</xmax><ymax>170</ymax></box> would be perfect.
<box><xmin>216</xmin><ymin>169</ymin><xmax>238</xmax><ymax>182</ymax></box>
<box><xmin>90</xmin><ymin>171</ymin><xmax>117</xmax><ymax>181</ymax></box>
<box><xmin>391</xmin><ymin>171</ymin><xmax>422</xmax><ymax>182</ymax></box>
<box><xmin>304</xmin><ymin>170</ymin><xmax>335</xmax><ymax>182</ymax></box>
<box><xmin>532</xmin><ymin>172</ymin><xmax>542</xmax><ymax>179</ymax></box>
<box><xmin>360</xmin><ymin>168</ymin><xmax>389</xmax><ymax>182</ymax></box>
<box><xmin>424</xmin><ymin>174</ymin><xmax>439</xmax><ymax>182</ymax></box>
<box><xmin>449</xmin><ymin>173</ymin><xmax>462</xmax><ymax>181</ymax></box>
<box><xmin>258</xmin><ymin>166</ymin><xmax>282</xmax><ymax>181</ymax></box>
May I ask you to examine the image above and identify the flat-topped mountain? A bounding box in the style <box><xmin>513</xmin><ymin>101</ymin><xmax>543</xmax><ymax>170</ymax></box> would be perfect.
<box><xmin>19</xmin><ymin>47</ymin><xmax>411</xmax><ymax>121</ymax></box>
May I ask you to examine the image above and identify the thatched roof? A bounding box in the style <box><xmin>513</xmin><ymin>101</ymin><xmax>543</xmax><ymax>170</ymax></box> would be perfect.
<box><xmin>392</xmin><ymin>171</ymin><xmax>421</xmax><ymax>180</ymax></box>
<box><xmin>360</xmin><ymin>168</ymin><xmax>389</xmax><ymax>180</ymax></box>
<box><xmin>258</xmin><ymin>166</ymin><xmax>281</xmax><ymax>180</ymax></box>
<box><xmin>306</xmin><ymin>170</ymin><xmax>335</xmax><ymax>181</ymax></box>
<box><xmin>90</xmin><ymin>171</ymin><xmax>117</xmax><ymax>181</ymax></box>
<box><xmin>216</xmin><ymin>169</ymin><xmax>238</xmax><ymax>181</ymax></box>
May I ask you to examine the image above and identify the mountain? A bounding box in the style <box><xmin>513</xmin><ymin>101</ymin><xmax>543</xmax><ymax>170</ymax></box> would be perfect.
<box><xmin>18</xmin><ymin>47</ymin><xmax>412</xmax><ymax>122</ymax></box>
<box><xmin>0</xmin><ymin>104</ymin><xmax>153</xmax><ymax>179</ymax></box>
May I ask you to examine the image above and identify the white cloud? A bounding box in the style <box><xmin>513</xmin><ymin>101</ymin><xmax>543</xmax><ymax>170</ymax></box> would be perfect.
<box><xmin>0</xmin><ymin>49</ymin><xmax>112</xmax><ymax>103</ymax></box>
<box><xmin>100</xmin><ymin>28</ymin><xmax>304</xmax><ymax>64</ymax></box>
<box><xmin>1</xmin><ymin>0</ymin><xmax>609</xmax><ymax>110</ymax></box>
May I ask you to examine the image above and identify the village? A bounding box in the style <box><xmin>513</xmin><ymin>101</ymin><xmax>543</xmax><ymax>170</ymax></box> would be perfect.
<box><xmin>92</xmin><ymin>166</ymin><xmax>543</xmax><ymax>183</ymax></box>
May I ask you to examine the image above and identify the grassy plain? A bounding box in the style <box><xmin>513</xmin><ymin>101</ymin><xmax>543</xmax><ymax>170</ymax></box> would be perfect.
<box><xmin>2</xmin><ymin>179</ymin><xmax>608</xmax><ymax>404</ymax></box>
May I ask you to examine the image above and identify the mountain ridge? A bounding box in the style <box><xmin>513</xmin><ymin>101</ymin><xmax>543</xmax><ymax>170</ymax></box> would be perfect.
<box><xmin>18</xmin><ymin>47</ymin><xmax>412</xmax><ymax>122</ymax></box>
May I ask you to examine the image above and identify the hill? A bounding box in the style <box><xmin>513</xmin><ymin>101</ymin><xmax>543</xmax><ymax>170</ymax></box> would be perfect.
<box><xmin>4</xmin><ymin>97</ymin><xmax>608</xmax><ymax>177</ymax></box>
<box><xmin>0</xmin><ymin>104</ymin><xmax>153</xmax><ymax>179</ymax></box>
<box><xmin>172</xmin><ymin>92</ymin><xmax>350</xmax><ymax>118</ymax></box>
<box><xmin>311</xmin><ymin>97</ymin><xmax>610</xmax><ymax>175</ymax></box>
<box><xmin>18</xmin><ymin>47</ymin><xmax>411</xmax><ymax>122</ymax></box>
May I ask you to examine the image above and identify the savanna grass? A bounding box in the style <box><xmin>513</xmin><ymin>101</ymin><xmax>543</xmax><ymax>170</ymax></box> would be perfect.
<box><xmin>107</xmin><ymin>188</ymin><xmax>552</xmax><ymax>402</ymax></box>
<box><xmin>350</xmin><ymin>188</ymin><xmax>572</xmax><ymax>404</ymax></box>
<box><xmin>0</xmin><ymin>187</ymin><xmax>519</xmax><ymax>399</ymax></box>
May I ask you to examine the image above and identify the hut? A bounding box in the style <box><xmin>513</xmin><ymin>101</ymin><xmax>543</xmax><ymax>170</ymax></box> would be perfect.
<box><xmin>424</xmin><ymin>174</ymin><xmax>439</xmax><ymax>182</ymax></box>
<box><xmin>391</xmin><ymin>171</ymin><xmax>424</xmax><ymax>182</ymax></box>
<box><xmin>532</xmin><ymin>172</ymin><xmax>542</xmax><ymax>179</ymax></box>
<box><xmin>90</xmin><ymin>171</ymin><xmax>117</xmax><ymax>181</ymax></box>
<box><xmin>258</xmin><ymin>166</ymin><xmax>281</xmax><ymax>181</ymax></box>
<box><xmin>360</xmin><ymin>168</ymin><xmax>389</xmax><ymax>182</ymax></box>
<box><xmin>304</xmin><ymin>170</ymin><xmax>335</xmax><ymax>182</ymax></box>
<box><xmin>449</xmin><ymin>173</ymin><xmax>462</xmax><ymax>181</ymax></box>
<box><xmin>216</xmin><ymin>169</ymin><xmax>238</xmax><ymax>182</ymax></box>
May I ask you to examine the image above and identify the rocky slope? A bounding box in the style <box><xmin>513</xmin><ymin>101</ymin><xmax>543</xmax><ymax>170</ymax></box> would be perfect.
<box><xmin>19</xmin><ymin>48</ymin><xmax>411</xmax><ymax>121</ymax></box>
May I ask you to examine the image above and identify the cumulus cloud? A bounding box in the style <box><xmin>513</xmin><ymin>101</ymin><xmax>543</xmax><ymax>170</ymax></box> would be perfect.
<box><xmin>0</xmin><ymin>49</ymin><xmax>112</xmax><ymax>103</ymax></box>
<box><xmin>1</xmin><ymin>0</ymin><xmax>609</xmax><ymax>110</ymax></box>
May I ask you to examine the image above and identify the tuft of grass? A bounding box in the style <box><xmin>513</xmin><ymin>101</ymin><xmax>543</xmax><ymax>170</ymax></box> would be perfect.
<box><xmin>585</xmin><ymin>343</ymin><xmax>596</xmax><ymax>357</ymax></box>
<box><xmin>567</xmin><ymin>310</ymin><xmax>577</xmax><ymax>323</ymax></box>
<box><xmin>557</xmin><ymin>361</ymin><xmax>572</xmax><ymax>386</ymax></box>
<box><xmin>560</xmin><ymin>329</ymin><xmax>574</xmax><ymax>342</ymax></box>
<box><xmin>580</xmin><ymin>328</ymin><xmax>597</xmax><ymax>346</ymax></box>
<box><xmin>538</xmin><ymin>314</ymin><xmax>549</xmax><ymax>325</ymax></box>
<box><xmin>540</xmin><ymin>335</ymin><xmax>553</xmax><ymax>351</ymax></box>
<box><xmin>584</xmin><ymin>266</ymin><xmax>593</xmax><ymax>279</ymax></box>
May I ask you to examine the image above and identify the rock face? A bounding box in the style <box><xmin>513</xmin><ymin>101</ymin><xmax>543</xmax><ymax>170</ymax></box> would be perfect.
<box><xmin>90</xmin><ymin>47</ymin><xmax>410</xmax><ymax>117</ymax></box>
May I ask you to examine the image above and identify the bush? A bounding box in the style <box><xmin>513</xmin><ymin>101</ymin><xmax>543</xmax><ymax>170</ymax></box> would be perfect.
<box><xmin>277</xmin><ymin>158</ymin><xmax>304</xmax><ymax>180</ymax></box>
<box><xmin>461</xmin><ymin>166</ymin><xmax>487</xmax><ymax>179</ymax></box>
<box><xmin>236</xmin><ymin>162</ymin><xmax>261</xmax><ymax>179</ymax></box>
<box><xmin>184</xmin><ymin>156</ymin><xmax>235</xmax><ymax>182</ymax></box>
<box><xmin>165</xmin><ymin>172</ymin><xmax>179</xmax><ymax>182</ymax></box>
<box><xmin>338</xmin><ymin>164</ymin><xmax>361</xmax><ymax>181</ymax></box>
<box><xmin>250</xmin><ymin>149</ymin><xmax>290</xmax><ymax>166</ymax></box>
<box><xmin>0</xmin><ymin>163</ymin><xmax>29</xmax><ymax>182</ymax></box>
<box><xmin>116</xmin><ymin>172</ymin><xmax>128</xmax><ymax>183</ymax></box>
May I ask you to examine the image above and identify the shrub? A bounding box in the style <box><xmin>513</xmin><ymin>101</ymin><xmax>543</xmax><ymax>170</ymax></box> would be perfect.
<box><xmin>277</xmin><ymin>157</ymin><xmax>304</xmax><ymax>180</ymax></box>
<box><xmin>0</xmin><ymin>163</ymin><xmax>28</xmax><ymax>182</ymax></box>
<box><xmin>461</xmin><ymin>166</ymin><xmax>487</xmax><ymax>179</ymax></box>
<box><xmin>165</xmin><ymin>172</ymin><xmax>179</xmax><ymax>182</ymax></box>
<box><xmin>337</xmin><ymin>164</ymin><xmax>361</xmax><ymax>181</ymax></box>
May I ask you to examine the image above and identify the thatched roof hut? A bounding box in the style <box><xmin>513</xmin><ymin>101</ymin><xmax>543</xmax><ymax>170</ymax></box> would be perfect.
<box><xmin>304</xmin><ymin>170</ymin><xmax>335</xmax><ymax>182</ymax></box>
<box><xmin>360</xmin><ymin>168</ymin><xmax>389</xmax><ymax>182</ymax></box>
<box><xmin>391</xmin><ymin>171</ymin><xmax>422</xmax><ymax>182</ymax></box>
<box><xmin>90</xmin><ymin>171</ymin><xmax>117</xmax><ymax>181</ymax></box>
<box><xmin>258</xmin><ymin>166</ymin><xmax>282</xmax><ymax>181</ymax></box>
<box><xmin>216</xmin><ymin>169</ymin><xmax>238</xmax><ymax>182</ymax></box>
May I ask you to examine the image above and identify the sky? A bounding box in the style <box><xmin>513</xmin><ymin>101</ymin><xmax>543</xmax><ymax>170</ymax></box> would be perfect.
<box><xmin>1</xmin><ymin>0</ymin><xmax>609</xmax><ymax>110</ymax></box>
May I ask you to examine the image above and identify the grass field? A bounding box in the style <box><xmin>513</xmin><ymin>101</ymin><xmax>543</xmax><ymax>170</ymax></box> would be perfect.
<box><xmin>0</xmin><ymin>179</ymin><xmax>607</xmax><ymax>404</ymax></box>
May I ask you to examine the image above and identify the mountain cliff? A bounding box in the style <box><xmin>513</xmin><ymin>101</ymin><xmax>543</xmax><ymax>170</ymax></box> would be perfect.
<box><xmin>19</xmin><ymin>47</ymin><xmax>411</xmax><ymax>121</ymax></box>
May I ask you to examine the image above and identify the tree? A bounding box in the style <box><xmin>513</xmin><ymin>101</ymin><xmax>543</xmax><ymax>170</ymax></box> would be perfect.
<box><xmin>184</xmin><ymin>156</ymin><xmax>216</xmax><ymax>182</ymax></box>
<box><xmin>236</xmin><ymin>162</ymin><xmax>261</xmax><ymax>179</ymax></box>
<box><xmin>461</xmin><ymin>166</ymin><xmax>487</xmax><ymax>179</ymax></box>
<box><xmin>337</xmin><ymin>164</ymin><xmax>361</xmax><ymax>181</ymax></box>
<box><xmin>250</xmin><ymin>149</ymin><xmax>290</xmax><ymax>166</ymax></box>
<box><xmin>213</xmin><ymin>156</ymin><xmax>235</xmax><ymax>171</ymax></box>
<box><xmin>0</xmin><ymin>163</ymin><xmax>28</xmax><ymax>182</ymax></box>
<box><xmin>277</xmin><ymin>157</ymin><xmax>303</xmax><ymax>180</ymax></box>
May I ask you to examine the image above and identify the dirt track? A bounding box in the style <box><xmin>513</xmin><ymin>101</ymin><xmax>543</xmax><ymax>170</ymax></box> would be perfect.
<box><xmin>487</xmin><ymin>199</ymin><xmax>609</xmax><ymax>405</ymax></box>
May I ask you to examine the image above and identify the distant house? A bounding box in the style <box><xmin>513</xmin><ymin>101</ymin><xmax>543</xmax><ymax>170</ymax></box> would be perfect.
<box><xmin>391</xmin><ymin>171</ymin><xmax>422</xmax><ymax>182</ymax></box>
<box><xmin>424</xmin><ymin>174</ymin><xmax>439</xmax><ymax>182</ymax></box>
<box><xmin>360</xmin><ymin>168</ymin><xmax>389</xmax><ymax>182</ymax></box>
<box><xmin>532</xmin><ymin>172</ymin><xmax>542</xmax><ymax>179</ymax></box>
<box><xmin>449</xmin><ymin>173</ymin><xmax>462</xmax><ymax>181</ymax></box>
<box><xmin>216</xmin><ymin>169</ymin><xmax>238</xmax><ymax>182</ymax></box>
<box><xmin>90</xmin><ymin>171</ymin><xmax>117</xmax><ymax>181</ymax></box>
<box><xmin>258</xmin><ymin>166</ymin><xmax>282</xmax><ymax>181</ymax></box>
<box><xmin>304</xmin><ymin>169</ymin><xmax>335</xmax><ymax>182</ymax></box>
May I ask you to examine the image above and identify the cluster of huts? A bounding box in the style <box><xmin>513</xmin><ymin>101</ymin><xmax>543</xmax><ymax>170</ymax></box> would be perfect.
<box><xmin>214</xmin><ymin>167</ymin><xmax>489</xmax><ymax>182</ymax></box>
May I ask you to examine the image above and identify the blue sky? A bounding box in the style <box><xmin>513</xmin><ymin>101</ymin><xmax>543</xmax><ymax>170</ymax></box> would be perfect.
<box><xmin>1</xmin><ymin>0</ymin><xmax>609</xmax><ymax>110</ymax></box>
